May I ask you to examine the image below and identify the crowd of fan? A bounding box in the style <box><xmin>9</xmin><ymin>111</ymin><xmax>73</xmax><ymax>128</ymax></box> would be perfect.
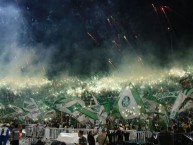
<box><xmin>0</xmin><ymin>122</ymin><xmax>22</xmax><ymax>145</ymax></box>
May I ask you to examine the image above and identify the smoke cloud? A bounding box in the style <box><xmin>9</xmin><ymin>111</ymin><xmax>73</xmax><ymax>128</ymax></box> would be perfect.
<box><xmin>0</xmin><ymin>0</ymin><xmax>192</xmax><ymax>84</ymax></box>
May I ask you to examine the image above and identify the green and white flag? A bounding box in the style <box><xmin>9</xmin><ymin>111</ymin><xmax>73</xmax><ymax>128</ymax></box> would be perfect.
<box><xmin>179</xmin><ymin>88</ymin><xmax>193</xmax><ymax>112</ymax></box>
<box><xmin>23</xmin><ymin>98</ymin><xmax>41</xmax><ymax>120</ymax></box>
<box><xmin>170</xmin><ymin>88</ymin><xmax>193</xmax><ymax>119</ymax></box>
<box><xmin>170</xmin><ymin>92</ymin><xmax>187</xmax><ymax>119</ymax></box>
<box><xmin>55</xmin><ymin>96</ymin><xmax>108</xmax><ymax>124</ymax></box>
<box><xmin>118</xmin><ymin>85</ymin><xmax>145</xmax><ymax>119</ymax></box>
<box><xmin>2</xmin><ymin>105</ymin><xmax>25</xmax><ymax>120</ymax></box>
<box><xmin>9</xmin><ymin>104</ymin><xmax>23</xmax><ymax>114</ymax></box>
<box><xmin>0</xmin><ymin>103</ymin><xmax>5</xmax><ymax>110</ymax></box>
<box><xmin>44</xmin><ymin>109</ymin><xmax>56</xmax><ymax>119</ymax></box>
<box><xmin>90</xmin><ymin>95</ymin><xmax>108</xmax><ymax>123</ymax></box>
<box><xmin>142</xmin><ymin>97</ymin><xmax>158</xmax><ymax>113</ymax></box>
<box><xmin>66</xmin><ymin>101</ymin><xmax>98</xmax><ymax>120</ymax></box>
<box><xmin>56</xmin><ymin>99</ymin><xmax>92</xmax><ymax>124</ymax></box>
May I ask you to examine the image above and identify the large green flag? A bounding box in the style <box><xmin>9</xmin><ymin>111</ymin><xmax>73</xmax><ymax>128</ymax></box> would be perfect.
<box><xmin>55</xmin><ymin>99</ymin><xmax>96</xmax><ymax>124</ymax></box>
<box><xmin>67</xmin><ymin>102</ymin><xmax>98</xmax><ymax>120</ymax></box>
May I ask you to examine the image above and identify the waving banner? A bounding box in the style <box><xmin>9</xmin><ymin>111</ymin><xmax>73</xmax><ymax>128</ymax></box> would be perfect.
<box><xmin>118</xmin><ymin>85</ymin><xmax>146</xmax><ymax>119</ymax></box>
<box><xmin>23</xmin><ymin>98</ymin><xmax>41</xmax><ymax>120</ymax></box>
<box><xmin>170</xmin><ymin>88</ymin><xmax>193</xmax><ymax>119</ymax></box>
<box><xmin>44</xmin><ymin>109</ymin><xmax>56</xmax><ymax>119</ymax></box>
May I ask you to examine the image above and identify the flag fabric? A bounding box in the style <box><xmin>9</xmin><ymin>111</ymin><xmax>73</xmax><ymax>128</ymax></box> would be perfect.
<box><xmin>67</xmin><ymin>102</ymin><xmax>98</xmax><ymax>120</ymax></box>
<box><xmin>170</xmin><ymin>88</ymin><xmax>193</xmax><ymax>119</ymax></box>
<box><xmin>170</xmin><ymin>92</ymin><xmax>187</xmax><ymax>119</ymax></box>
<box><xmin>56</xmin><ymin>99</ymin><xmax>97</xmax><ymax>124</ymax></box>
<box><xmin>23</xmin><ymin>98</ymin><xmax>41</xmax><ymax>120</ymax></box>
<box><xmin>2</xmin><ymin>105</ymin><xmax>25</xmax><ymax>120</ymax></box>
<box><xmin>142</xmin><ymin>97</ymin><xmax>158</xmax><ymax>113</ymax></box>
<box><xmin>0</xmin><ymin>103</ymin><xmax>5</xmax><ymax>109</ymax></box>
<box><xmin>118</xmin><ymin>86</ymin><xmax>145</xmax><ymax>119</ymax></box>
<box><xmin>44</xmin><ymin>109</ymin><xmax>56</xmax><ymax>119</ymax></box>
<box><xmin>179</xmin><ymin>88</ymin><xmax>193</xmax><ymax>112</ymax></box>
<box><xmin>9</xmin><ymin>104</ymin><xmax>23</xmax><ymax>114</ymax></box>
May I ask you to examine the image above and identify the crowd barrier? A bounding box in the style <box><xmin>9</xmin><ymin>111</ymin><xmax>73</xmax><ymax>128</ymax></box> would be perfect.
<box><xmin>24</xmin><ymin>125</ymin><xmax>153</xmax><ymax>144</ymax></box>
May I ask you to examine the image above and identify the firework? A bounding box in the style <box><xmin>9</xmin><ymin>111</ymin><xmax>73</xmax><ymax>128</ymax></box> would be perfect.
<box><xmin>152</xmin><ymin>4</ymin><xmax>158</xmax><ymax>15</ymax></box>
<box><xmin>87</xmin><ymin>32</ymin><xmax>97</xmax><ymax>43</ymax></box>
<box><xmin>107</xmin><ymin>58</ymin><xmax>116</xmax><ymax>69</ymax></box>
<box><xmin>123</xmin><ymin>35</ymin><xmax>128</xmax><ymax>42</ymax></box>
<box><xmin>107</xmin><ymin>18</ymin><xmax>112</xmax><ymax>26</ymax></box>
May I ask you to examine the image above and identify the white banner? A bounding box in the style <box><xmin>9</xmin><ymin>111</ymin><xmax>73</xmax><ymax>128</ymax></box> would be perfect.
<box><xmin>118</xmin><ymin>88</ymin><xmax>140</xmax><ymax>119</ymax></box>
<box><xmin>170</xmin><ymin>92</ymin><xmax>187</xmax><ymax>119</ymax></box>
<box><xmin>23</xmin><ymin>98</ymin><xmax>41</xmax><ymax>120</ymax></box>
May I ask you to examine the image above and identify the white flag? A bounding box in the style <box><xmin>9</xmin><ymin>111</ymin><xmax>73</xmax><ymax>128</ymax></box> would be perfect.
<box><xmin>170</xmin><ymin>92</ymin><xmax>187</xmax><ymax>119</ymax></box>
<box><xmin>23</xmin><ymin>98</ymin><xmax>41</xmax><ymax>120</ymax></box>
<box><xmin>118</xmin><ymin>88</ymin><xmax>140</xmax><ymax>119</ymax></box>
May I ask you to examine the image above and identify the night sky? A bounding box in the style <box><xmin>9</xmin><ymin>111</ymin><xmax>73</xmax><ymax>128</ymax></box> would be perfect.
<box><xmin>0</xmin><ymin>0</ymin><xmax>193</xmax><ymax>79</ymax></box>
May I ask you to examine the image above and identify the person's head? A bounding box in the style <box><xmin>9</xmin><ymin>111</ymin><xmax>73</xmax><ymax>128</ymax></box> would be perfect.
<box><xmin>179</xmin><ymin>77</ymin><xmax>192</xmax><ymax>89</ymax></box>
<box><xmin>160</xmin><ymin>127</ymin><xmax>165</xmax><ymax>132</ymax></box>
<box><xmin>15</xmin><ymin>124</ymin><xmax>18</xmax><ymax>128</ymax></box>
<box><xmin>78</xmin><ymin>130</ymin><xmax>84</xmax><ymax>137</ymax></box>
<box><xmin>102</xmin><ymin>128</ymin><xmax>106</xmax><ymax>133</ymax></box>
<box><xmin>88</xmin><ymin>131</ymin><xmax>92</xmax><ymax>135</ymax></box>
